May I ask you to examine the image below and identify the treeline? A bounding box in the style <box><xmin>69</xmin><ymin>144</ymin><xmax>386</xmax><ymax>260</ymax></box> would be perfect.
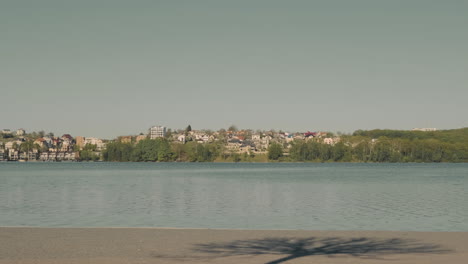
<box><xmin>353</xmin><ymin>128</ymin><xmax>468</xmax><ymax>144</ymax></box>
<box><xmin>103</xmin><ymin>138</ymin><xmax>223</xmax><ymax>162</ymax></box>
<box><xmin>287</xmin><ymin>137</ymin><xmax>468</xmax><ymax>162</ymax></box>
<box><xmin>286</xmin><ymin>128</ymin><xmax>468</xmax><ymax>163</ymax></box>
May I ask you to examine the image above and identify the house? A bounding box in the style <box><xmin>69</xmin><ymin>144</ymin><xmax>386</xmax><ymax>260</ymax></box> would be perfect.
<box><xmin>252</xmin><ymin>134</ymin><xmax>261</xmax><ymax>141</ymax></box>
<box><xmin>118</xmin><ymin>136</ymin><xmax>132</xmax><ymax>144</ymax></box>
<box><xmin>304</xmin><ymin>131</ymin><xmax>317</xmax><ymax>138</ymax></box>
<box><xmin>34</xmin><ymin>138</ymin><xmax>47</xmax><ymax>149</ymax></box>
<box><xmin>60</xmin><ymin>140</ymin><xmax>72</xmax><ymax>152</ymax></box>
<box><xmin>323</xmin><ymin>137</ymin><xmax>340</xmax><ymax>145</ymax></box>
<box><xmin>226</xmin><ymin>139</ymin><xmax>242</xmax><ymax>152</ymax></box>
<box><xmin>56</xmin><ymin>152</ymin><xmax>65</xmax><ymax>160</ymax></box>
<box><xmin>1</xmin><ymin>129</ymin><xmax>12</xmax><ymax>135</ymax></box>
<box><xmin>19</xmin><ymin>152</ymin><xmax>27</xmax><ymax>160</ymax></box>
<box><xmin>42</xmin><ymin>137</ymin><xmax>54</xmax><ymax>149</ymax></box>
<box><xmin>40</xmin><ymin>152</ymin><xmax>49</xmax><ymax>161</ymax></box>
<box><xmin>84</xmin><ymin>137</ymin><xmax>106</xmax><ymax>151</ymax></box>
<box><xmin>135</xmin><ymin>135</ymin><xmax>147</xmax><ymax>143</ymax></box>
<box><xmin>252</xmin><ymin>135</ymin><xmax>271</xmax><ymax>151</ymax></box>
<box><xmin>9</xmin><ymin>150</ymin><xmax>19</xmax><ymax>161</ymax></box>
<box><xmin>177</xmin><ymin>135</ymin><xmax>186</xmax><ymax>143</ymax></box>
<box><xmin>61</xmin><ymin>134</ymin><xmax>74</xmax><ymax>151</ymax></box>
<box><xmin>4</xmin><ymin>140</ymin><xmax>22</xmax><ymax>150</ymax></box>
<box><xmin>28</xmin><ymin>151</ymin><xmax>38</xmax><ymax>161</ymax></box>
<box><xmin>239</xmin><ymin>141</ymin><xmax>256</xmax><ymax>154</ymax></box>
<box><xmin>64</xmin><ymin>152</ymin><xmax>76</xmax><ymax>160</ymax></box>
<box><xmin>16</xmin><ymin>129</ymin><xmax>26</xmax><ymax>136</ymax></box>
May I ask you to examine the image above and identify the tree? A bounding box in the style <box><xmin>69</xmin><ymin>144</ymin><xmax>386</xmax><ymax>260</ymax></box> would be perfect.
<box><xmin>165</xmin><ymin>128</ymin><xmax>173</xmax><ymax>139</ymax></box>
<box><xmin>185</xmin><ymin>125</ymin><xmax>192</xmax><ymax>136</ymax></box>
<box><xmin>19</xmin><ymin>140</ymin><xmax>35</xmax><ymax>153</ymax></box>
<box><xmin>267</xmin><ymin>143</ymin><xmax>283</xmax><ymax>160</ymax></box>
<box><xmin>228</xmin><ymin>125</ymin><xmax>238</xmax><ymax>132</ymax></box>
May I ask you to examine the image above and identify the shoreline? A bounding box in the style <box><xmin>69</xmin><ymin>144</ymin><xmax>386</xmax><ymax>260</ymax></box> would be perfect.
<box><xmin>1</xmin><ymin>227</ymin><xmax>467</xmax><ymax>264</ymax></box>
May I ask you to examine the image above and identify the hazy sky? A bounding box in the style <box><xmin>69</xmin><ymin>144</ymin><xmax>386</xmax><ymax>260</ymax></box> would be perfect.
<box><xmin>1</xmin><ymin>0</ymin><xmax>467</xmax><ymax>138</ymax></box>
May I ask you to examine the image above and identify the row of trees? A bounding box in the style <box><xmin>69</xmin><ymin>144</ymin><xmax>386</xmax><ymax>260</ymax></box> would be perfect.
<box><xmin>103</xmin><ymin>138</ymin><xmax>224</xmax><ymax>162</ymax></box>
<box><xmin>285</xmin><ymin>136</ymin><xmax>468</xmax><ymax>163</ymax></box>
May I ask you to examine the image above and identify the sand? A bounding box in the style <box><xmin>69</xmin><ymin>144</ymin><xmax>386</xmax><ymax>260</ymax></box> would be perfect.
<box><xmin>1</xmin><ymin>227</ymin><xmax>467</xmax><ymax>264</ymax></box>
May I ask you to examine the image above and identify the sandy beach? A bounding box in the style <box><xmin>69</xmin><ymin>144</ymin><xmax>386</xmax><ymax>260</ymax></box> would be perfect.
<box><xmin>0</xmin><ymin>227</ymin><xmax>467</xmax><ymax>264</ymax></box>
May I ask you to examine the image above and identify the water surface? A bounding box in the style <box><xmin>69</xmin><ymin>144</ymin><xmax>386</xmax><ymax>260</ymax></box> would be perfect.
<box><xmin>0</xmin><ymin>162</ymin><xmax>467</xmax><ymax>231</ymax></box>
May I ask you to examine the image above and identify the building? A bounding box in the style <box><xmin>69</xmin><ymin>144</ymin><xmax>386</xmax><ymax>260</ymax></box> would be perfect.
<box><xmin>4</xmin><ymin>140</ymin><xmax>22</xmax><ymax>150</ymax></box>
<box><xmin>84</xmin><ymin>137</ymin><xmax>106</xmax><ymax>151</ymax></box>
<box><xmin>177</xmin><ymin>134</ymin><xmax>186</xmax><ymax>143</ymax></box>
<box><xmin>135</xmin><ymin>134</ymin><xmax>147</xmax><ymax>143</ymax></box>
<box><xmin>1</xmin><ymin>129</ymin><xmax>12</xmax><ymax>135</ymax></box>
<box><xmin>8</xmin><ymin>150</ymin><xmax>19</xmax><ymax>161</ymax></box>
<box><xmin>412</xmin><ymin>128</ymin><xmax>437</xmax><ymax>132</ymax></box>
<box><xmin>118</xmin><ymin>136</ymin><xmax>132</xmax><ymax>144</ymax></box>
<box><xmin>16</xmin><ymin>129</ymin><xmax>26</xmax><ymax>136</ymax></box>
<box><xmin>75</xmin><ymin>136</ymin><xmax>85</xmax><ymax>149</ymax></box>
<box><xmin>149</xmin><ymin>126</ymin><xmax>166</xmax><ymax>139</ymax></box>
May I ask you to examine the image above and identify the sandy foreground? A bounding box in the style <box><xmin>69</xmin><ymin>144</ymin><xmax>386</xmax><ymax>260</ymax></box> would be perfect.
<box><xmin>1</xmin><ymin>227</ymin><xmax>467</xmax><ymax>264</ymax></box>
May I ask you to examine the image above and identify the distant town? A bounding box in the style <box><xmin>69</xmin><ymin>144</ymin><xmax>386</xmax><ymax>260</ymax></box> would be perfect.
<box><xmin>1</xmin><ymin>125</ymin><xmax>467</xmax><ymax>163</ymax></box>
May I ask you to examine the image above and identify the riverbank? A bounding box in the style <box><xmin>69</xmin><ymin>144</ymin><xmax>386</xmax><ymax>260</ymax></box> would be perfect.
<box><xmin>1</xmin><ymin>227</ymin><xmax>467</xmax><ymax>264</ymax></box>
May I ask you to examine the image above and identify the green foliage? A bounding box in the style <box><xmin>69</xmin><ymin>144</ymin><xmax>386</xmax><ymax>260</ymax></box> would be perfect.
<box><xmin>83</xmin><ymin>144</ymin><xmax>97</xmax><ymax>151</ymax></box>
<box><xmin>353</xmin><ymin>128</ymin><xmax>468</xmax><ymax>144</ymax></box>
<box><xmin>79</xmin><ymin>144</ymin><xmax>100</xmax><ymax>161</ymax></box>
<box><xmin>102</xmin><ymin>141</ymin><xmax>134</xmax><ymax>162</ymax></box>
<box><xmin>288</xmin><ymin>129</ymin><xmax>468</xmax><ymax>163</ymax></box>
<box><xmin>79</xmin><ymin>150</ymin><xmax>100</xmax><ymax>161</ymax></box>
<box><xmin>181</xmin><ymin>141</ymin><xmax>219</xmax><ymax>162</ymax></box>
<box><xmin>267</xmin><ymin>143</ymin><xmax>283</xmax><ymax>160</ymax></box>
<box><xmin>1</xmin><ymin>133</ymin><xmax>13</xmax><ymax>139</ymax></box>
<box><xmin>19</xmin><ymin>140</ymin><xmax>35</xmax><ymax>152</ymax></box>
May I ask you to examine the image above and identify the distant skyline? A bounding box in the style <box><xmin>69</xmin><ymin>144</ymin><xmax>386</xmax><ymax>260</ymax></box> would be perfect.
<box><xmin>2</xmin><ymin>1</ymin><xmax>467</xmax><ymax>139</ymax></box>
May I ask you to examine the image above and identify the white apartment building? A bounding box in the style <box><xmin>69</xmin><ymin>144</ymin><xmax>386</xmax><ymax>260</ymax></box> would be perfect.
<box><xmin>149</xmin><ymin>126</ymin><xmax>166</xmax><ymax>139</ymax></box>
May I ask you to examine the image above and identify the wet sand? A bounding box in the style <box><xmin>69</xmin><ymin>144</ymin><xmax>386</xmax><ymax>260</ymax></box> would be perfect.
<box><xmin>1</xmin><ymin>227</ymin><xmax>467</xmax><ymax>264</ymax></box>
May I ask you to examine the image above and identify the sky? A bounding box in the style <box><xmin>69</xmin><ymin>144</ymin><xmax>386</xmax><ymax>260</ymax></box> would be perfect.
<box><xmin>1</xmin><ymin>0</ymin><xmax>467</xmax><ymax>139</ymax></box>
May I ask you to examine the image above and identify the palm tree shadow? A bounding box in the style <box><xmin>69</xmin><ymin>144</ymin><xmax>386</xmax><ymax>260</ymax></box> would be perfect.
<box><xmin>192</xmin><ymin>236</ymin><xmax>451</xmax><ymax>264</ymax></box>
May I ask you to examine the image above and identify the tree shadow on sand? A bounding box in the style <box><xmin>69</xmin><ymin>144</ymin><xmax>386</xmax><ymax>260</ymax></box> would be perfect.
<box><xmin>191</xmin><ymin>236</ymin><xmax>451</xmax><ymax>264</ymax></box>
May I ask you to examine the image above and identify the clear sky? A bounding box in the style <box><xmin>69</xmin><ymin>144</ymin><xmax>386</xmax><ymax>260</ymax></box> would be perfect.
<box><xmin>1</xmin><ymin>0</ymin><xmax>467</xmax><ymax>139</ymax></box>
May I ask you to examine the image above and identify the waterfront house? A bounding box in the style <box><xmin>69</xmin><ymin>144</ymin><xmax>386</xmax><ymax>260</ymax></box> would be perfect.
<box><xmin>64</xmin><ymin>152</ymin><xmax>76</xmax><ymax>160</ymax></box>
<box><xmin>8</xmin><ymin>150</ymin><xmax>19</xmax><ymax>161</ymax></box>
<box><xmin>40</xmin><ymin>152</ymin><xmax>49</xmax><ymax>161</ymax></box>
<box><xmin>28</xmin><ymin>151</ymin><xmax>38</xmax><ymax>161</ymax></box>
